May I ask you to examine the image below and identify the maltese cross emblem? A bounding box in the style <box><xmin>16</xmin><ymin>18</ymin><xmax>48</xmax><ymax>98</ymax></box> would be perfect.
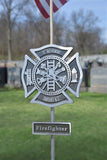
<box><xmin>21</xmin><ymin>44</ymin><xmax>83</xmax><ymax>107</ymax></box>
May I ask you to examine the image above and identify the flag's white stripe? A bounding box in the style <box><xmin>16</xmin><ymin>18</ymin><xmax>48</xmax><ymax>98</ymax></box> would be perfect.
<box><xmin>40</xmin><ymin>0</ymin><xmax>50</xmax><ymax>15</ymax></box>
<box><xmin>53</xmin><ymin>0</ymin><xmax>63</xmax><ymax>9</ymax></box>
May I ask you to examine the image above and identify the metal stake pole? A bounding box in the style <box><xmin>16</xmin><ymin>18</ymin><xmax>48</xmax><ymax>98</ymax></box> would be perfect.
<box><xmin>51</xmin><ymin>107</ymin><xmax>55</xmax><ymax>160</ymax></box>
<box><xmin>50</xmin><ymin>1</ymin><xmax>54</xmax><ymax>160</ymax></box>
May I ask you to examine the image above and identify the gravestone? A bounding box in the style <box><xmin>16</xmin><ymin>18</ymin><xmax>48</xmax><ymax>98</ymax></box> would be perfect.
<box><xmin>0</xmin><ymin>67</ymin><xmax>7</xmax><ymax>87</ymax></box>
<box><xmin>7</xmin><ymin>67</ymin><xmax>22</xmax><ymax>88</ymax></box>
<box><xmin>89</xmin><ymin>67</ymin><xmax>107</xmax><ymax>93</ymax></box>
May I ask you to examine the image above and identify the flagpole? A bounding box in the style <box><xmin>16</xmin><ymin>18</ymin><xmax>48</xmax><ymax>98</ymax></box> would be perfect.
<box><xmin>50</xmin><ymin>0</ymin><xmax>53</xmax><ymax>44</ymax></box>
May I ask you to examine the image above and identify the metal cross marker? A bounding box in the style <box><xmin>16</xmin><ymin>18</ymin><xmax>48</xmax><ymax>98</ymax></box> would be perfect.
<box><xmin>21</xmin><ymin>44</ymin><xmax>83</xmax><ymax>160</ymax></box>
<box><xmin>21</xmin><ymin>44</ymin><xmax>83</xmax><ymax>107</ymax></box>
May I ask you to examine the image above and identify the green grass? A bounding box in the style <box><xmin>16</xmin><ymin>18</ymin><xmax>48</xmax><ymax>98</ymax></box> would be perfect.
<box><xmin>0</xmin><ymin>89</ymin><xmax>107</xmax><ymax>160</ymax></box>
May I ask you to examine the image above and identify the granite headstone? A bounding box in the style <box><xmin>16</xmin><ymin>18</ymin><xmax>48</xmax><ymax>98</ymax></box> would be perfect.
<box><xmin>89</xmin><ymin>67</ymin><xmax>107</xmax><ymax>93</ymax></box>
<box><xmin>7</xmin><ymin>67</ymin><xmax>22</xmax><ymax>88</ymax></box>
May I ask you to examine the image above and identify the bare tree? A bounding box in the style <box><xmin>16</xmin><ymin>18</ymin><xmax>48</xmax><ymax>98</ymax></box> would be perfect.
<box><xmin>0</xmin><ymin>5</ymin><xmax>105</xmax><ymax>60</ymax></box>
<box><xmin>68</xmin><ymin>9</ymin><xmax>103</xmax><ymax>55</ymax></box>
<box><xmin>0</xmin><ymin>0</ymin><xmax>29</xmax><ymax>60</ymax></box>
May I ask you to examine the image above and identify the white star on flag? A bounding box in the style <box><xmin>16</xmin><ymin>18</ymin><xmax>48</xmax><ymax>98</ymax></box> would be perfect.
<box><xmin>34</xmin><ymin>0</ymin><xmax>70</xmax><ymax>18</ymax></box>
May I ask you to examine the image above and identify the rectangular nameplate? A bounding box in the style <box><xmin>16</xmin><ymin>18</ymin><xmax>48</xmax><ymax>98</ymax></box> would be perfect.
<box><xmin>32</xmin><ymin>122</ymin><xmax>71</xmax><ymax>135</ymax></box>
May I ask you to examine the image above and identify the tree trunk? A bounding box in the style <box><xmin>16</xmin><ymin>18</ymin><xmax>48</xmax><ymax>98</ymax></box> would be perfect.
<box><xmin>7</xmin><ymin>9</ymin><xmax>12</xmax><ymax>61</ymax></box>
<box><xmin>8</xmin><ymin>27</ymin><xmax>12</xmax><ymax>61</ymax></box>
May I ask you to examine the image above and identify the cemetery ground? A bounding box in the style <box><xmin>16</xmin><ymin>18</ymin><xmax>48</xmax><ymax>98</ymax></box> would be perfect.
<box><xmin>0</xmin><ymin>89</ymin><xmax>107</xmax><ymax>160</ymax></box>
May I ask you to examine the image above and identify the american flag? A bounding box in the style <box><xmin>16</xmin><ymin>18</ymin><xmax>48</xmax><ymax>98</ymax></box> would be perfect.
<box><xmin>34</xmin><ymin>0</ymin><xmax>70</xmax><ymax>18</ymax></box>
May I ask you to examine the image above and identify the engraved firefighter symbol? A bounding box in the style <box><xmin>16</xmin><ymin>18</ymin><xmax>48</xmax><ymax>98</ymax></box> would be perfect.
<box><xmin>35</xmin><ymin>59</ymin><xmax>66</xmax><ymax>91</ymax></box>
<box><xmin>22</xmin><ymin>44</ymin><xmax>83</xmax><ymax>107</ymax></box>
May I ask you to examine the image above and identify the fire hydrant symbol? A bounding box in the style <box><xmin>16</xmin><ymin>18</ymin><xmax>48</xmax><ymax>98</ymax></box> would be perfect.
<box><xmin>22</xmin><ymin>44</ymin><xmax>83</xmax><ymax>107</ymax></box>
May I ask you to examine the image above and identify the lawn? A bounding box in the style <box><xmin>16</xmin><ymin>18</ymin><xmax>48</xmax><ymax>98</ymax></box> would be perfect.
<box><xmin>0</xmin><ymin>89</ymin><xmax>107</xmax><ymax>160</ymax></box>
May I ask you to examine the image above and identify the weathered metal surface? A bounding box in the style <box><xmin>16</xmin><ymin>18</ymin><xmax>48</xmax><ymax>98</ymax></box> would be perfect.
<box><xmin>32</xmin><ymin>122</ymin><xmax>71</xmax><ymax>135</ymax></box>
<box><xmin>21</xmin><ymin>44</ymin><xmax>83</xmax><ymax>107</ymax></box>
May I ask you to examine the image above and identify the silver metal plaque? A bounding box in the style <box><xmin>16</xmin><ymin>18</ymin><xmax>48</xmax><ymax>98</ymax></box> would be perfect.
<box><xmin>21</xmin><ymin>44</ymin><xmax>83</xmax><ymax>107</ymax></box>
<box><xmin>32</xmin><ymin>122</ymin><xmax>71</xmax><ymax>135</ymax></box>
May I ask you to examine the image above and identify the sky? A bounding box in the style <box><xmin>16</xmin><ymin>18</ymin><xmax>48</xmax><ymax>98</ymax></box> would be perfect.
<box><xmin>55</xmin><ymin>0</ymin><xmax>107</xmax><ymax>43</ymax></box>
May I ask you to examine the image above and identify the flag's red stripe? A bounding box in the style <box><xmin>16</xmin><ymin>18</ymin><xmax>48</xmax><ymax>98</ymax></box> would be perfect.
<box><xmin>59</xmin><ymin>0</ymin><xmax>68</xmax><ymax>5</ymax></box>
<box><xmin>46</xmin><ymin>0</ymin><xmax>50</xmax><ymax>5</ymax></box>
<box><xmin>53</xmin><ymin>2</ymin><xmax>59</xmax><ymax>12</ymax></box>
<box><xmin>34</xmin><ymin>0</ymin><xmax>49</xmax><ymax>18</ymax></box>
<box><xmin>46</xmin><ymin>0</ymin><xmax>59</xmax><ymax>13</ymax></box>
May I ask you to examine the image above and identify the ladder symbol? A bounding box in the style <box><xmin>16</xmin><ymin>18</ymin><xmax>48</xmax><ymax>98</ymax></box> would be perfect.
<box><xmin>47</xmin><ymin>60</ymin><xmax>55</xmax><ymax>68</ymax></box>
<box><xmin>47</xmin><ymin>60</ymin><xmax>55</xmax><ymax>91</ymax></box>
<box><xmin>47</xmin><ymin>79</ymin><xmax>55</xmax><ymax>91</ymax></box>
